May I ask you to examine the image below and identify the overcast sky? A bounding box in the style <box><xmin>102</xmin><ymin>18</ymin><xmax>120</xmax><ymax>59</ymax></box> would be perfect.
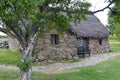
<box><xmin>87</xmin><ymin>0</ymin><xmax>110</xmax><ymax>26</ymax></box>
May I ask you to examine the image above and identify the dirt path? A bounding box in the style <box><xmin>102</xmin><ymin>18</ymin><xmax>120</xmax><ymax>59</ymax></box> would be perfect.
<box><xmin>0</xmin><ymin>53</ymin><xmax>120</xmax><ymax>73</ymax></box>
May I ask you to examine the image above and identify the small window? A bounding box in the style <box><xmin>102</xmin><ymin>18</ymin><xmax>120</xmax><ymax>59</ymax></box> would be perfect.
<box><xmin>99</xmin><ymin>39</ymin><xmax>102</xmax><ymax>45</ymax></box>
<box><xmin>50</xmin><ymin>34</ymin><xmax>59</xmax><ymax>45</ymax></box>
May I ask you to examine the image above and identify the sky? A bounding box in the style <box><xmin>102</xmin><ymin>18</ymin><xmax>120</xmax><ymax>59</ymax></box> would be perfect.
<box><xmin>87</xmin><ymin>0</ymin><xmax>110</xmax><ymax>26</ymax></box>
<box><xmin>0</xmin><ymin>0</ymin><xmax>110</xmax><ymax>35</ymax></box>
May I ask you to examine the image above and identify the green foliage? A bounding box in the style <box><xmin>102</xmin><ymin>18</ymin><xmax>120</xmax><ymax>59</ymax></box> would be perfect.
<box><xmin>107</xmin><ymin>1</ymin><xmax>120</xmax><ymax>40</ymax></box>
<box><xmin>0</xmin><ymin>0</ymin><xmax>40</xmax><ymax>33</ymax></box>
<box><xmin>17</xmin><ymin>58</ymin><xmax>31</xmax><ymax>71</ymax></box>
<box><xmin>0</xmin><ymin>0</ymin><xmax>91</xmax><ymax>37</ymax></box>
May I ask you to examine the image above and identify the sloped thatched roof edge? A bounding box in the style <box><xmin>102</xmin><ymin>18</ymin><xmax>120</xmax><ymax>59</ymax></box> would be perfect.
<box><xmin>70</xmin><ymin>14</ymin><xmax>109</xmax><ymax>38</ymax></box>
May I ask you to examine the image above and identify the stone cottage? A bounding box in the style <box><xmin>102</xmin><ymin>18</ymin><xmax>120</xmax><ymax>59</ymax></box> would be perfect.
<box><xmin>32</xmin><ymin>14</ymin><xmax>110</xmax><ymax>61</ymax></box>
<box><xmin>8</xmin><ymin>14</ymin><xmax>110</xmax><ymax>62</ymax></box>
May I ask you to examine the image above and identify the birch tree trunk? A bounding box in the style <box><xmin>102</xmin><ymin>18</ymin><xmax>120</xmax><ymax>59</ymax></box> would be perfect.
<box><xmin>20</xmin><ymin>44</ymin><xmax>33</xmax><ymax>80</ymax></box>
<box><xmin>18</xmin><ymin>31</ymin><xmax>38</xmax><ymax>80</ymax></box>
<box><xmin>20</xmin><ymin>64</ymin><xmax>32</xmax><ymax>80</ymax></box>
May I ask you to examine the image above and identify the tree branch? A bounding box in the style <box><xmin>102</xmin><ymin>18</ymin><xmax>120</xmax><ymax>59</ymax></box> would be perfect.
<box><xmin>0</xmin><ymin>27</ymin><xmax>17</xmax><ymax>38</ymax></box>
<box><xmin>45</xmin><ymin>0</ymin><xmax>114</xmax><ymax>14</ymax></box>
<box><xmin>0</xmin><ymin>27</ymin><xmax>7</xmax><ymax>34</ymax></box>
<box><xmin>48</xmin><ymin>7</ymin><xmax>88</xmax><ymax>13</ymax></box>
<box><xmin>92</xmin><ymin>0</ymin><xmax>114</xmax><ymax>13</ymax></box>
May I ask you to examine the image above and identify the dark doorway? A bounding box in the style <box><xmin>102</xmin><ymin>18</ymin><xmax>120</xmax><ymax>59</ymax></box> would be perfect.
<box><xmin>83</xmin><ymin>38</ymin><xmax>89</xmax><ymax>49</ymax></box>
<box><xmin>77</xmin><ymin>37</ymin><xmax>90</xmax><ymax>58</ymax></box>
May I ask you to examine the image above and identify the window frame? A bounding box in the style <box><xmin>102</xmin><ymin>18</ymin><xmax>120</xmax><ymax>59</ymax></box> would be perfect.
<box><xmin>50</xmin><ymin>34</ymin><xmax>59</xmax><ymax>45</ymax></box>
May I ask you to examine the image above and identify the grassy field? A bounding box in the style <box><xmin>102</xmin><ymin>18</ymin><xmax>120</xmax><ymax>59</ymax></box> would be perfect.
<box><xmin>109</xmin><ymin>38</ymin><xmax>120</xmax><ymax>52</ymax></box>
<box><xmin>0</xmin><ymin>49</ymin><xmax>20</xmax><ymax>65</ymax></box>
<box><xmin>109</xmin><ymin>38</ymin><xmax>119</xmax><ymax>42</ymax></box>
<box><xmin>0</xmin><ymin>55</ymin><xmax>120</xmax><ymax>80</ymax></box>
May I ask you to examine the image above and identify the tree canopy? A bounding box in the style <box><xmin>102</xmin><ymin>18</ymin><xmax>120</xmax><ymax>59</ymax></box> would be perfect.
<box><xmin>107</xmin><ymin>0</ymin><xmax>120</xmax><ymax>39</ymax></box>
<box><xmin>0</xmin><ymin>0</ymin><xmax>91</xmax><ymax>47</ymax></box>
<box><xmin>0</xmin><ymin>0</ymin><xmax>91</xmax><ymax>80</ymax></box>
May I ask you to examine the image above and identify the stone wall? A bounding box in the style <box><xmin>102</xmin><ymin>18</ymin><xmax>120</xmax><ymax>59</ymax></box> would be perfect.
<box><xmin>8</xmin><ymin>37</ymin><xmax>19</xmax><ymax>51</ymax></box>
<box><xmin>0</xmin><ymin>38</ymin><xmax>8</xmax><ymax>43</ymax></box>
<box><xmin>75</xmin><ymin>38</ymin><xmax>110</xmax><ymax>54</ymax></box>
<box><xmin>33</xmin><ymin>30</ymin><xmax>78</xmax><ymax>62</ymax></box>
<box><xmin>89</xmin><ymin>38</ymin><xmax>110</xmax><ymax>53</ymax></box>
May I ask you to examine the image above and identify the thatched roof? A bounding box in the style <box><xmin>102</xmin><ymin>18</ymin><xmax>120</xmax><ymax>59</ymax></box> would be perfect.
<box><xmin>70</xmin><ymin>14</ymin><xmax>109</xmax><ymax>38</ymax></box>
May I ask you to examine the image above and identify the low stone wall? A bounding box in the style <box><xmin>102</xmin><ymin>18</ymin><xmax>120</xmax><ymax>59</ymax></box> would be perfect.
<box><xmin>8</xmin><ymin>37</ymin><xmax>19</xmax><ymax>51</ymax></box>
<box><xmin>0</xmin><ymin>38</ymin><xmax>8</xmax><ymax>43</ymax></box>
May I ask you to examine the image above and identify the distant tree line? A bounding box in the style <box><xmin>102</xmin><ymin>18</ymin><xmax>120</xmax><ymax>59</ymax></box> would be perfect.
<box><xmin>0</xmin><ymin>35</ymin><xmax>8</xmax><ymax>38</ymax></box>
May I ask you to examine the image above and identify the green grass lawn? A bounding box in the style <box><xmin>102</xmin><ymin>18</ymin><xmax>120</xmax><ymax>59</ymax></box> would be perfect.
<box><xmin>0</xmin><ymin>49</ymin><xmax>21</xmax><ymax>65</ymax></box>
<box><xmin>0</xmin><ymin>55</ymin><xmax>120</xmax><ymax>80</ymax></box>
<box><xmin>109</xmin><ymin>38</ymin><xmax>119</xmax><ymax>42</ymax></box>
<box><xmin>109</xmin><ymin>38</ymin><xmax>120</xmax><ymax>52</ymax></box>
<box><xmin>110</xmin><ymin>44</ymin><xmax>120</xmax><ymax>52</ymax></box>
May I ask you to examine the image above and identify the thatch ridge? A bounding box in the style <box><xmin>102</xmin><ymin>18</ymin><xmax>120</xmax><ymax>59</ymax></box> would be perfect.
<box><xmin>70</xmin><ymin>14</ymin><xmax>109</xmax><ymax>38</ymax></box>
